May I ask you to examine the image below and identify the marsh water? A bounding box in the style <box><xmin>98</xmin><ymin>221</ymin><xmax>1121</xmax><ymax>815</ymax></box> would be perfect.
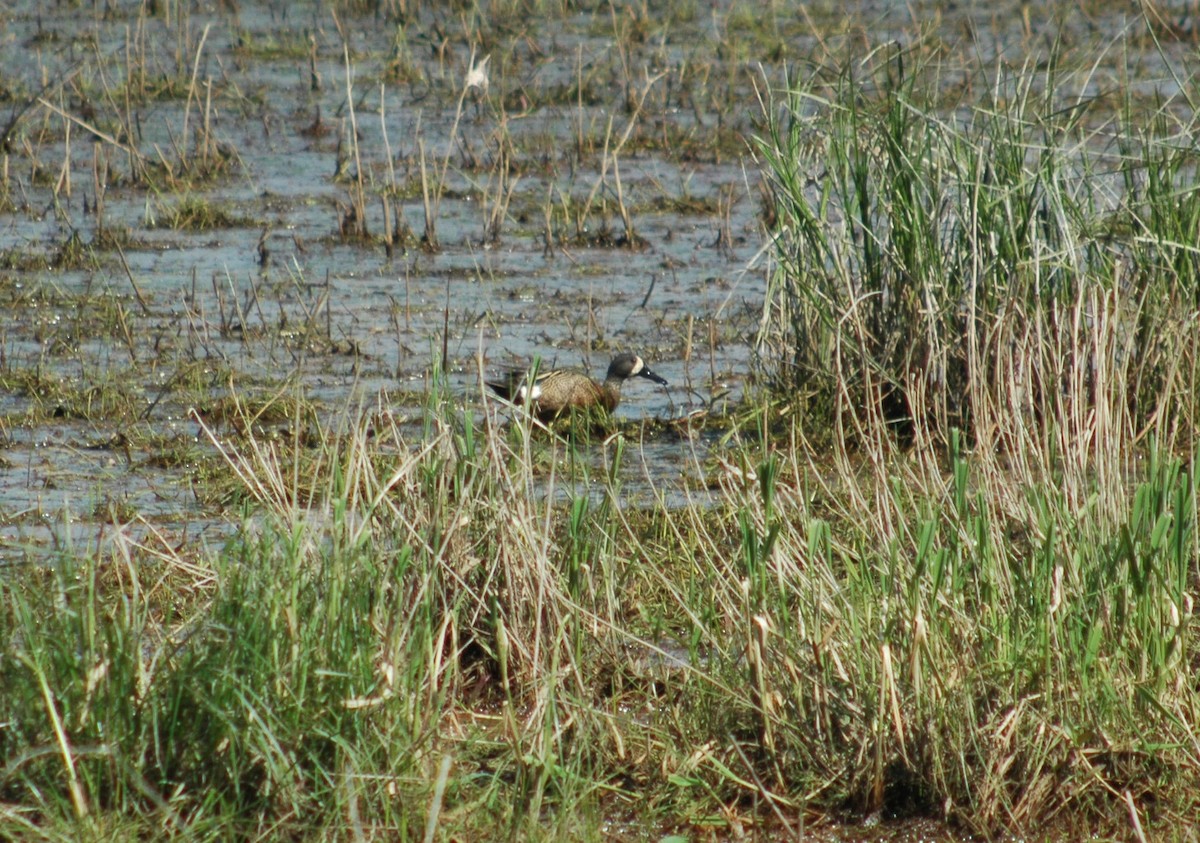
<box><xmin>0</xmin><ymin>0</ymin><xmax>778</xmax><ymax>554</ymax></box>
<box><xmin>1</xmin><ymin>0</ymin><xmax>1185</xmax><ymax>556</ymax></box>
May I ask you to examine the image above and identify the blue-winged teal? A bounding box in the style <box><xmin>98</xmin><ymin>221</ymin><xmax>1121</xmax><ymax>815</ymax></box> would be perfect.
<box><xmin>487</xmin><ymin>352</ymin><xmax>668</xmax><ymax>423</ymax></box>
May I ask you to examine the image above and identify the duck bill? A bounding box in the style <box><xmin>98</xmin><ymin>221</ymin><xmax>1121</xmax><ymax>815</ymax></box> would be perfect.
<box><xmin>637</xmin><ymin>366</ymin><xmax>668</xmax><ymax>386</ymax></box>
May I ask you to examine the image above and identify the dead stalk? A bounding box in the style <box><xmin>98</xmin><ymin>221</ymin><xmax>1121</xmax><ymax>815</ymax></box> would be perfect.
<box><xmin>181</xmin><ymin>23</ymin><xmax>212</xmax><ymax>168</ymax></box>
<box><xmin>341</xmin><ymin>42</ymin><xmax>368</xmax><ymax>238</ymax></box>
<box><xmin>54</xmin><ymin>112</ymin><xmax>70</xmax><ymax>199</ymax></box>
<box><xmin>577</xmin><ymin>68</ymin><xmax>665</xmax><ymax>238</ymax></box>
<box><xmin>418</xmin><ymin>137</ymin><xmax>435</xmax><ymax>249</ymax></box>
<box><xmin>423</xmin><ymin>46</ymin><xmax>480</xmax><ymax>250</ymax></box>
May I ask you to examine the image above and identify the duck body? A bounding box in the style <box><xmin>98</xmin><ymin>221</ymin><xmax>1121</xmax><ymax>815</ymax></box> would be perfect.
<box><xmin>487</xmin><ymin>352</ymin><xmax>668</xmax><ymax>423</ymax></box>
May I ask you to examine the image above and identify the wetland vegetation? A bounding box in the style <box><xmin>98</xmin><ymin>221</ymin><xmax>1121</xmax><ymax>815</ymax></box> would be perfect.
<box><xmin>2</xmin><ymin>0</ymin><xmax>1200</xmax><ymax>840</ymax></box>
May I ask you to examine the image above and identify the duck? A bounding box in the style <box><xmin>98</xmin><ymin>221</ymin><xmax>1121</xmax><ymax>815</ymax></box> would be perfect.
<box><xmin>486</xmin><ymin>352</ymin><xmax>668</xmax><ymax>423</ymax></box>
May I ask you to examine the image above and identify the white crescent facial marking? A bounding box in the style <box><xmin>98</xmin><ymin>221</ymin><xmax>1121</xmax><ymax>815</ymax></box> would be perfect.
<box><xmin>518</xmin><ymin>384</ymin><xmax>542</xmax><ymax>402</ymax></box>
<box><xmin>631</xmin><ymin>357</ymin><xmax>644</xmax><ymax>374</ymax></box>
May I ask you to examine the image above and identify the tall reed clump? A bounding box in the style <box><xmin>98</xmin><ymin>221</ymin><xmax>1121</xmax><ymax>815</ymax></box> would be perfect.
<box><xmin>710</xmin><ymin>432</ymin><xmax>1199</xmax><ymax>831</ymax></box>
<box><xmin>753</xmin><ymin>53</ymin><xmax>1200</xmax><ymax>457</ymax></box>
<box><xmin>0</xmin><ymin>374</ymin><xmax>646</xmax><ymax>838</ymax></box>
<box><xmin>747</xmin><ymin>46</ymin><xmax>1200</xmax><ymax>832</ymax></box>
<box><xmin>2</xmin><ymin>367</ymin><xmax>1198</xmax><ymax>836</ymax></box>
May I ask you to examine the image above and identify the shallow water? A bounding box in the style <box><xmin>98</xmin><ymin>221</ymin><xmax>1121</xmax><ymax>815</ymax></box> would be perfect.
<box><xmin>0</xmin><ymin>0</ymin><xmax>770</xmax><ymax>547</ymax></box>
<box><xmin>0</xmin><ymin>0</ymin><xmax>1191</xmax><ymax>551</ymax></box>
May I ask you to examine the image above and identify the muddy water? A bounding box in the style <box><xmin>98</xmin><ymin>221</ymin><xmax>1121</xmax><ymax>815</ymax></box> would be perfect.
<box><xmin>0</xmin><ymin>0</ymin><xmax>1191</xmax><ymax>553</ymax></box>
<box><xmin>0</xmin><ymin>0</ymin><xmax>773</xmax><ymax>554</ymax></box>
